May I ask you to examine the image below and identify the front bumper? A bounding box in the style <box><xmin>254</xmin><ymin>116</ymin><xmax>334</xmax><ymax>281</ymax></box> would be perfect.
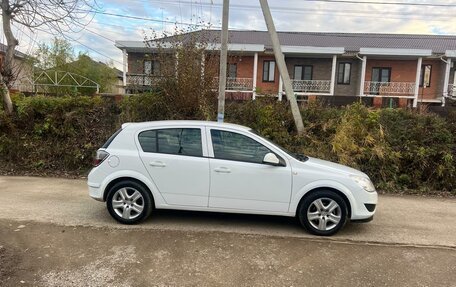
<box><xmin>351</xmin><ymin>214</ymin><xmax>374</xmax><ymax>223</ymax></box>
<box><xmin>350</xmin><ymin>189</ymin><xmax>378</xmax><ymax>221</ymax></box>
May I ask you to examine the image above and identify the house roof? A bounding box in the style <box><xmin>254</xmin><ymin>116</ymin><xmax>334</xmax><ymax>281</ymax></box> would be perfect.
<box><xmin>116</xmin><ymin>30</ymin><xmax>456</xmax><ymax>55</ymax></box>
<box><xmin>0</xmin><ymin>42</ymin><xmax>28</xmax><ymax>59</ymax></box>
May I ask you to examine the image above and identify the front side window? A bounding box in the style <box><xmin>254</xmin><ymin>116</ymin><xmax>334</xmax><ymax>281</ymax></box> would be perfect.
<box><xmin>420</xmin><ymin>64</ymin><xmax>432</xmax><ymax>87</ymax></box>
<box><xmin>211</xmin><ymin>130</ymin><xmax>271</xmax><ymax>164</ymax></box>
<box><xmin>337</xmin><ymin>63</ymin><xmax>351</xmax><ymax>84</ymax></box>
<box><xmin>263</xmin><ymin>60</ymin><xmax>275</xmax><ymax>82</ymax></box>
<box><xmin>138</xmin><ymin>128</ymin><xmax>202</xmax><ymax>157</ymax></box>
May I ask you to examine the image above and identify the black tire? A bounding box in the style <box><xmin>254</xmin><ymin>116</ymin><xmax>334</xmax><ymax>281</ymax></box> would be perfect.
<box><xmin>106</xmin><ymin>180</ymin><xmax>153</xmax><ymax>224</ymax></box>
<box><xmin>298</xmin><ymin>190</ymin><xmax>348</xmax><ymax>236</ymax></box>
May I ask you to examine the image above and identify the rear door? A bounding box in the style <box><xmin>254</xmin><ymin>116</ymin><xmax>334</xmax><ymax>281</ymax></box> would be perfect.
<box><xmin>137</xmin><ymin>126</ymin><xmax>210</xmax><ymax>207</ymax></box>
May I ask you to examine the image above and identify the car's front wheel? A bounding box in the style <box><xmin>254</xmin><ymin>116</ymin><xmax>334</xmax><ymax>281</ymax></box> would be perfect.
<box><xmin>106</xmin><ymin>180</ymin><xmax>153</xmax><ymax>224</ymax></box>
<box><xmin>298</xmin><ymin>190</ymin><xmax>348</xmax><ymax>236</ymax></box>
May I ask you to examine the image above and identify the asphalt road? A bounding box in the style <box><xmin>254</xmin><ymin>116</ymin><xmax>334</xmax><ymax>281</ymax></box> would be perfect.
<box><xmin>1</xmin><ymin>176</ymin><xmax>455</xmax><ymax>248</ymax></box>
<box><xmin>1</xmin><ymin>176</ymin><xmax>456</xmax><ymax>286</ymax></box>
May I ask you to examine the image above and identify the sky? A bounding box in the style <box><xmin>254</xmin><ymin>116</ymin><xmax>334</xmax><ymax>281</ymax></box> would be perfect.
<box><xmin>4</xmin><ymin>0</ymin><xmax>456</xmax><ymax>70</ymax></box>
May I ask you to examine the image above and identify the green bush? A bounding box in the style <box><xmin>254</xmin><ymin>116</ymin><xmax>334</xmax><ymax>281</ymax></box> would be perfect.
<box><xmin>0</xmin><ymin>94</ymin><xmax>455</xmax><ymax>194</ymax></box>
<box><xmin>0</xmin><ymin>95</ymin><xmax>118</xmax><ymax>175</ymax></box>
<box><xmin>379</xmin><ymin>108</ymin><xmax>455</xmax><ymax>191</ymax></box>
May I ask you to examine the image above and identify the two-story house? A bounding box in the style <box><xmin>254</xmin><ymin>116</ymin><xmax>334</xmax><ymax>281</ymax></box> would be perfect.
<box><xmin>116</xmin><ymin>30</ymin><xmax>456</xmax><ymax>107</ymax></box>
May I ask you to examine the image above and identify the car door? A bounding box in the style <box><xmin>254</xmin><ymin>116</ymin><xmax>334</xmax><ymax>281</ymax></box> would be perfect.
<box><xmin>207</xmin><ymin>128</ymin><xmax>292</xmax><ymax>213</ymax></box>
<box><xmin>137</xmin><ymin>127</ymin><xmax>210</xmax><ymax>207</ymax></box>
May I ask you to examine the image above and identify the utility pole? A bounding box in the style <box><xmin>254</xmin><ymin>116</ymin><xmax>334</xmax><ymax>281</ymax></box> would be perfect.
<box><xmin>217</xmin><ymin>0</ymin><xmax>229</xmax><ymax>123</ymax></box>
<box><xmin>259</xmin><ymin>0</ymin><xmax>305</xmax><ymax>134</ymax></box>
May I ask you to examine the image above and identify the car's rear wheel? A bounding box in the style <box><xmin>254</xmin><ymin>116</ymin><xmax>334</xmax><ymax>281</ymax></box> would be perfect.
<box><xmin>106</xmin><ymin>180</ymin><xmax>152</xmax><ymax>224</ymax></box>
<box><xmin>298</xmin><ymin>190</ymin><xmax>348</xmax><ymax>236</ymax></box>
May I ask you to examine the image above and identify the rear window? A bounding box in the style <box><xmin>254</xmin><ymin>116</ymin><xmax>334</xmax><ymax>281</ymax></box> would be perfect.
<box><xmin>102</xmin><ymin>128</ymin><xmax>122</xmax><ymax>149</ymax></box>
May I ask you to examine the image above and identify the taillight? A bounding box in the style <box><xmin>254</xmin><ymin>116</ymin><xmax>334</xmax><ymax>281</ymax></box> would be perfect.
<box><xmin>93</xmin><ymin>150</ymin><xmax>110</xmax><ymax>166</ymax></box>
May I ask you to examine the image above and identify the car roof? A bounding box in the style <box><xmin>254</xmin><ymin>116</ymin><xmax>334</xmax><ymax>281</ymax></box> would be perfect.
<box><xmin>121</xmin><ymin>120</ymin><xmax>251</xmax><ymax>131</ymax></box>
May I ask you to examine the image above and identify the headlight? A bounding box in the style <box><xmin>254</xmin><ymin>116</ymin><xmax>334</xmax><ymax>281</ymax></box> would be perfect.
<box><xmin>350</xmin><ymin>175</ymin><xmax>376</xmax><ymax>192</ymax></box>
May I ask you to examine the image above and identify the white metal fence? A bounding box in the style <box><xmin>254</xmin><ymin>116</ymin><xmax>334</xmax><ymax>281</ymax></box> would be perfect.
<box><xmin>290</xmin><ymin>80</ymin><xmax>331</xmax><ymax>93</ymax></box>
<box><xmin>214</xmin><ymin>77</ymin><xmax>253</xmax><ymax>91</ymax></box>
<box><xmin>127</xmin><ymin>74</ymin><xmax>161</xmax><ymax>86</ymax></box>
<box><xmin>364</xmin><ymin>81</ymin><xmax>415</xmax><ymax>96</ymax></box>
<box><xmin>449</xmin><ymin>84</ymin><xmax>455</xmax><ymax>98</ymax></box>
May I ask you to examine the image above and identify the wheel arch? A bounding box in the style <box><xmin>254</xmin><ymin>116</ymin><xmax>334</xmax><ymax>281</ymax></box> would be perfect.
<box><xmin>103</xmin><ymin>176</ymin><xmax>155</xmax><ymax>208</ymax></box>
<box><xmin>295</xmin><ymin>187</ymin><xmax>352</xmax><ymax>219</ymax></box>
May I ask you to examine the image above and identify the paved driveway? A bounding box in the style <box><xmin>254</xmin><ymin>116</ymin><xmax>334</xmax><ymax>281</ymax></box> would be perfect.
<box><xmin>1</xmin><ymin>176</ymin><xmax>456</xmax><ymax>286</ymax></box>
<box><xmin>1</xmin><ymin>176</ymin><xmax>455</xmax><ymax>248</ymax></box>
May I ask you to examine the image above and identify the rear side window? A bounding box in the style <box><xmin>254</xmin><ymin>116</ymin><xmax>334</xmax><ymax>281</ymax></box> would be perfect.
<box><xmin>138</xmin><ymin>128</ymin><xmax>203</xmax><ymax>157</ymax></box>
<box><xmin>102</xmin><ymin>128</ymin><xmax>122</xmax><ymax>148</ymax></box>
<box><xmin>210</xmin><ymin>129</ymin><xmax>271</xmax><ymax>164</ymax></box>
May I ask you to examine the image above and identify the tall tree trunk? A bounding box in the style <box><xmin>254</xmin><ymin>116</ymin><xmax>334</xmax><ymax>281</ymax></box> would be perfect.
<box><xmin>0</xmin><ymin>79</ymin><xmax>13</xmax><ymax>114</ymax></box>
<box><xmin>1</xmin><ymin>0</ymin><xmax>17</xmax><ymax>114</ymax></box>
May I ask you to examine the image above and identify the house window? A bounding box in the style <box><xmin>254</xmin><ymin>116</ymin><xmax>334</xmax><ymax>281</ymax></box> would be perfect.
<box><xmin>228</xmin><ymin>63</ymin><xmax>237</xmax><ymax>78</ymax></box>
<box><xmin>263</xmin><ymin>60</ymin><xmax>275</xmax><ymax>82</ymax></box>
<box><xmin>371</xmin><ymin>67</ymin><xmax>391</xmax><ymax>95</ymax></box>
<box><xmin>294</xmin><ymin>65</ymin><xmax>313</xmax><ymax>80</ymax></box>
<box><xmin>372</xmin><ymin>67</ymin><xmax>391</xmax><ymax>83</ymax></box>
<box><xmin>337</xmin><ymin>63</ymin><xmax>351</xmax><ymax>84</ymax></box>
<box><xmin>144</xmin><ymin>60</ymin><xmax>160</xmax><ymax>75</ymax></box>
<box><xmin>420</xmin><ymin>65</ymin><xmax>432</xmax><ymax>87</ymax></box>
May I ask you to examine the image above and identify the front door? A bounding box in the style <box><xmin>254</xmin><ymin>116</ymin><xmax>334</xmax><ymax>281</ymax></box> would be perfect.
<box><xmin>207</xmin><ymin>128</ymin><xmax>292</xmax><ymax>213</ymax></box>
<box><xmin>137</xmin><ymin>127</ymin><xmax>209</xmax><ymax>207</ymax></box>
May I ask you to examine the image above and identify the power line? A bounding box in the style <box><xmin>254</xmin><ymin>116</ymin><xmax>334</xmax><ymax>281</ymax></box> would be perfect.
<box><xmin>145</xmin><ymin>0</ymin><xmax>456</xmax><ymax>9</ymax></box>
<box><xmin>91</xmin><ymin>6</ymin><xmax>456</xmax><ymax>26</ymax></box>
<box><xmin>302</xmin><ymin>0</ymin><xmax>456</xmax><ymax>7</ymax></box>
<box><xmin>66</xmin><ymin>35</ymin><xmax>123</xmax><ymax>65</ymax></box>
<box><xmin>89</xmin><ymin>10</ymin><xmax>220</xmax><ymax>28</ymax></box>
<box><xmin>116</xmin><ymin>0</ymin><xmax>456</xmax><ymax>22</ymax></box>
<box><xmin>22</xmin><ymin>28</ymin><xmax>124</xmax><ymax>66</ymax></box>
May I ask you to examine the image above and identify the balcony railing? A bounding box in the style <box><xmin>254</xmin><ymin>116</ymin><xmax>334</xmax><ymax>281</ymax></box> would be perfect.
<box><xmin>126</xmin><ymin>74</ymin><xmax>161</xmax><ymax>86</ymax></box>
<box><xmin>290</xmin><ymin>80</ymin><xmax>331</xmax><ymax>93</ymax></box>
<box><xmin>449</xmin><ymin>84</ymin><xmax>455</xmax><ymax>98</ymax></box>
<box><xmin>214</xmin><ymin>77</ymin><xmax>253</xmax><ymax>91</ymax></box>
<box><xmin>364</xmin><ymin>81</ymin><xmax>415</xmax><ymax>96</ymax></box>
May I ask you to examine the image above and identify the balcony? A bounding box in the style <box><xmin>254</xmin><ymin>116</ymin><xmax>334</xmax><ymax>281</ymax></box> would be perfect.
<box><xmin>214</xmin><ymin>77</ymin><xmax>253</xmax><ymax>92</ymax></box>
<box><xmin>290</xmin><ymin>80</ymin><xmax>331</xmax><ymax>94</ymax></box>
<box><xmin>126</xmin><ymin>74</ymin><xmax>161</xmax><ymax>87</ymax></box>
<box><xmin>364</xmin><ymin>81</ymin><xmax>415</xmax><ymax>97</ymax></box>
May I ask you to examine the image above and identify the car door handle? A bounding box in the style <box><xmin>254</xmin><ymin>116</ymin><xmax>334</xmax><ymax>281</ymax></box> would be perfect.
<box><xmin>149</xmin><ymin>161</ymin><xmax>166</xmax><ymax>168</ymax></box>
<box><xmin>214</xmin><ymin>167</ymin><xmax>231</xmax><ymax>173</ymax></box>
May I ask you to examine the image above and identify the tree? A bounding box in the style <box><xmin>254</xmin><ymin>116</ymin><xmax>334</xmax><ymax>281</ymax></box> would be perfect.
<box><xmin>1</xmin><ymin>0</ymin><xmax>98</xmax><ymax>114</ymax></box>
<box><xmin>33</xmin><ymin>37</ymin><xmax>118</xmax><ymax>95</ymax></box>
<box><xmin>34</xmin><ymin>38</ymin><xmax>75</xmax><ymax>70</ymax></box>
<box><xmin>143</xmin><ymin>27</ymin><xmax>219</xmax><ymax>120</ymax></box>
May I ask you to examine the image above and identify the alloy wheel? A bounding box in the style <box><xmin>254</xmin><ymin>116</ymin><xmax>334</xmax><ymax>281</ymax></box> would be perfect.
<box><xmin>306</xmin><ymin>197</ymin><xmax>342</xmax><ymax>231</ymax></box>
<box><xmin>111</xmin><ymin>187</ymin><xmax>145</xmax><ymax>220</ymax></box>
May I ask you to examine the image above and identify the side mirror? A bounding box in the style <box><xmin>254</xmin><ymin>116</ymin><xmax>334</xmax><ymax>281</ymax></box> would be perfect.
<box><xmin>263</xmin><ymin>153</ymin><xmax>280</xmax><ymax>166</ymax></box>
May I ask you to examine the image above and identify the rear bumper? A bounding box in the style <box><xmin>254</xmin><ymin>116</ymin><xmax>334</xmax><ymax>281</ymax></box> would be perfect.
<box><xmin>88</xmin><ymin>182</ymin><xmax>104</xmax><ymax>201</ymax></box>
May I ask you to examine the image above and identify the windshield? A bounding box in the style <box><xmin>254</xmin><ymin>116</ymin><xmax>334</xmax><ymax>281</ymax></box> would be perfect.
<box><xmin>249</xmin><ymin>129</ymin><xmax>308</xmax><ymax>162</ymax></box>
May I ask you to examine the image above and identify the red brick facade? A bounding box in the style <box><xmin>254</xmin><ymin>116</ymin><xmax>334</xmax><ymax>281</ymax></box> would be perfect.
<box><xmin>125</xmin><ymin>51</ymin><xmax>452</xmax><ymax>106</ymax></box>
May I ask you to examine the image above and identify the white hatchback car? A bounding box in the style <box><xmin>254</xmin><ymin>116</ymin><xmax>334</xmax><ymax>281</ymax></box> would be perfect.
<box><xmin>88</xmin><ymin>121</ymin><xmax>377</xmax><ymax>236</ymax></box>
